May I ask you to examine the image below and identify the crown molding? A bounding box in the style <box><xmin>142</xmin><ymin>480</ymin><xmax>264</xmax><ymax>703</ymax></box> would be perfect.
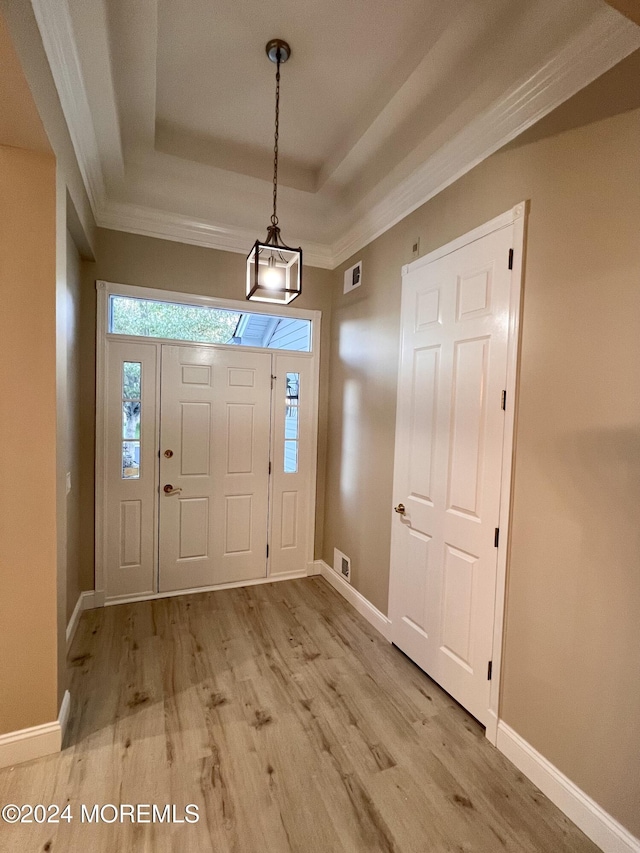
<box><xmin>33</xmin><ymin>2</ymin><xmax>640</xmax><ymax>271</ymax></box>
<box><xmin>97</xmin><ymin>200</ymin><xmax>336</xmax><ymax>269</ymax></box>
<box><xmin>330</xmin><ymin>6</ymin><xmax>640</xmax><ymax>268</ymax></box>
<box><xmin>31</xmin><ymin>0</ymin><xmax>107</xmax><ymax>212</ymax></box>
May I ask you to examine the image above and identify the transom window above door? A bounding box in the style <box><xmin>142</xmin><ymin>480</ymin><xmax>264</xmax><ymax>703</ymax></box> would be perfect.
<box><xmin>109</xmin><ymin>294</ymin><xmax>311</xmax><ymax>352</ymax></box>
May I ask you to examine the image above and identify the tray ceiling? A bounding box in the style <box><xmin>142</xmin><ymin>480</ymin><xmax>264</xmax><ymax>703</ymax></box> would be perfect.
<box><xmin>33</xmin><ymin>0</ymin><xmax>640</xmax><ymax>267</ymax></box>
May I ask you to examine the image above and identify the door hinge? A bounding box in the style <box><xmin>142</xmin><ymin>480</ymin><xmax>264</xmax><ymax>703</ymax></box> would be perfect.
<box><xmin>508</xmin><ymin>248</ymin><xmax>514</xmax><ymax>270</ymax></box>
<box><xmin>271</xmin><ymin>374</ymin><xmax>276</xmax><ymax>389</ymax></box>
<box><xmin>501</xmin><ymin>390</ymin><xmax>507</xmax><ymax>410</ymax></box>
<box><xmin>266</xmin><ymin>543</ymin><xmax>269</xmax><ymax>559</ymax></box>
<box><xmin>269</xmin><ymin>460</ymin><xmax>271</xmax><ymax>476</ymax></box>
<box><xmin>494</xmin><ymin>528</ymin><xmax>500</xmax><ymax>548</ymax></box>
<box><xmin>487</xmin><ymin>660</ymin><xmax>493</xmax><ymax>681</ymax></box>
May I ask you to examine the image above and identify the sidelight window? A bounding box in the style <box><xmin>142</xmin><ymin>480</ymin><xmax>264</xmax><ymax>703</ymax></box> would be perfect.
<box><xmin>122</xmin><ymin>362</ymin><xmax>141</xmax><ymax>479</ymax></box>
<box><xmin>284</xmin><ymin>372</ymin><xmax>300</xmax><ymax>473</ymax></box>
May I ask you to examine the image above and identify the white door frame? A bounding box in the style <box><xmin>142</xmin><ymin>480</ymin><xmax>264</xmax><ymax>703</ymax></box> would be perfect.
<box><xmin>396</xmin><ymin>202</ymin><xmax>527</xmax><ymax>745</ymax></box>
<box><xmin>95</xmin><ymin>279</ymin><xmax>322</xmax><ymax>605</ymax></box>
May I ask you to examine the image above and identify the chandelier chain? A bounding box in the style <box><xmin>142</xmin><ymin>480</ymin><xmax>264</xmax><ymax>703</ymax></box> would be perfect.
<box><xmin>271</xmin><ymin>54</ymin><xmax>281</xmax><ymax>227</ymax></box>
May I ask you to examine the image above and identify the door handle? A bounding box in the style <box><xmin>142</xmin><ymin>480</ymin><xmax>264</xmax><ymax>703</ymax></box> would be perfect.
<box><xmin>163</xmin><ymin>484</ymin><xmax>182</xmax><ymax>495</ymax></box>
<box><xmin>394</xmin><ymin>503</ymin><xmax>406</xmax><ymax>515</ymax></box>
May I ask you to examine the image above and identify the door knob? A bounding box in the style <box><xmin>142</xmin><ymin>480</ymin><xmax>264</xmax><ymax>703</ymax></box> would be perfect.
<box><xmin>394</xmin><ymin>503</ymin><xmax>406</xmax><ymax>515</ymax></box>
<box><xmin>163</xmin><ymin>484</ymin><xmax>182</xmax><ymax>495</ymax></box>
<box><xmin>164</xmin><ymin>449</ymin><xmax>174</xmax><ymax>458</ymax></box>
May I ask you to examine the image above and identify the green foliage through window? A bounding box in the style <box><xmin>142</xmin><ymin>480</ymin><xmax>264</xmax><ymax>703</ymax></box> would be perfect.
<box><xmin>122</xmin><ymin>361</ymin><xmax>141</xmax><ymax>399</ymax></box>
<box><xmin>110</xmin><ymin>296</ymin><xmax>240</xmax><ymax>344</ymax></box>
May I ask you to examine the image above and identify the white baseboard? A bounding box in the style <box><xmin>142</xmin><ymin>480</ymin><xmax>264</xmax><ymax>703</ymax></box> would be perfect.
<box><xmin>306</xmin><ymin>561</ymin><xmax>321</xmax><ymax>576</ymax></box>
<box><xmin>66</xmin><ymin>590</ymin><xmax>97</xmax><ymax>652</ymax></box>
<box><xmin>58</xmin><ymin>690</ymin><xmax>71</xmax><ymax>744</ymax></box>
<box><xmin>91</xmin><ymin>589</ymin><xmax>106</xmax><ymax>608</ymax></box>
<box><xmin>81</xmin><ymin>589</ymin><xmax>102</xmax><ymax>608</ymax></box>
<box><xmin>315</xmin><ymin>560</ymin><xmax>392</xmax><ymax>642</ymax></box>
<box><xmin>104</xmin><ymin>570</ymin><xmax>311</xmax><ymax>606</ymax></box>
<box><xmin>497</xmin><ymin>722</ymin><xmax>640</xmax><ymax>853</ymax></box>
<box><xmin>0</xmin><ymin>690</ymin><xmax>70</xmax><ymax>770</ymax></box>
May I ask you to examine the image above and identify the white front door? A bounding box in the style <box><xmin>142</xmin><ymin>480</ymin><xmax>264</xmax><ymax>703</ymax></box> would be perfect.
<box><xmin>158</xmin><ymin>345</ymin><xmax>272</xmax><ymax>591</ymax></box>
<box><xmin>389</xmin><ymin>223</ymin><xmax>515</xmax><ymax>726</ymax></box>
<box><xmin>101</xmin><ymin>317</ymin><xmax>320</xmax><ymax>601</ymax></box>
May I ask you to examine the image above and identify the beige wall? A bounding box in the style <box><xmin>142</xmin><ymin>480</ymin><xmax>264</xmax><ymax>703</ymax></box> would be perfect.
<box><xmin>65</xmin><ymin>230</ymin><xmax>89</xmax><ymax>618</ymax></box>
<box><xmin>1</xmin><ymin>5</ymin><xmax>96</xmax><ymax>720</ymax></box>
<box><xmin>325</xmin><ymin>105</ymin><xmax>640</xmax><ymax>835</ymax></box>
<box><xmin>0</xmin><ymin>146</ymin><xmax>58</xmax><ymax>733</ymax></box>
<box><xmin>79</xmin><ymin>229</ymin><xmax>334</xmax><ymax>587</ymax></box>
<box><xmin>55</xmin><ymin>172</ymin><xmax>68</xmax><ymax>707</ymax></box>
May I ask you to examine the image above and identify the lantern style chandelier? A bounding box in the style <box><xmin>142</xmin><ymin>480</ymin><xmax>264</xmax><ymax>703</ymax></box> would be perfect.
<box><xmin>246</xmin><ymin>39</ymin><xmax>302</xmax><ymax>304</ymax></box>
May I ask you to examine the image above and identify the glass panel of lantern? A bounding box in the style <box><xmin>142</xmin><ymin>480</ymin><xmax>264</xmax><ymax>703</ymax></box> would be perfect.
<box><xmin>246</xmin><ymin>241</ymin><xmax>302</xmax><ymax>305</ymax></box>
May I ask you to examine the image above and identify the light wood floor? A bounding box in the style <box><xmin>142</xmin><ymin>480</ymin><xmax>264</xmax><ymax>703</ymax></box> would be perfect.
<box><xmin>0</xmin><ymin>578</ymin><xmax>600</xmax><ymax>853</ymax></box>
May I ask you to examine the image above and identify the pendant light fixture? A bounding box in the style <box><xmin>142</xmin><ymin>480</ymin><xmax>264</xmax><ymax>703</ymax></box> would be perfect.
<box><xmin>246</xmin><ymin>39</ymin><xmax>302</xmax><ymax>304</ymax></box>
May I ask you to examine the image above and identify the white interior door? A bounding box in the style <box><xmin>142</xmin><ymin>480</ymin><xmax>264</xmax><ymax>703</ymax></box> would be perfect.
<box><xmin>389</xmin><ymin>223</ymin><xmax>514</xmax><ymax>725</ymax></box>
<box><xmin>158</xmin><ymin>345</ymin><xmax>272</xmax><ymax>591</ymax></box>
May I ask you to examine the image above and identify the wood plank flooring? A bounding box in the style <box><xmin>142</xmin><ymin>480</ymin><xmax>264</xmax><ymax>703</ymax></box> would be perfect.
<box><xmin>0</xmin><ymin>578</ymin><xmax>600</xmax><ymax>853</ymax></box>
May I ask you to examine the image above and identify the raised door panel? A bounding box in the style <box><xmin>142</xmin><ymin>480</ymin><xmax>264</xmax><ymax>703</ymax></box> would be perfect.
<box><xmin>181</xmin><ymin>364</ymin><xmax>211</xmax><ymax>386</ymax></box>
<box><xmin>226</xmin><ymin>405</ymin><xmax>255</xmax><ymax>474</ymax></box>
<box><xmin>403</xmin><ymin>530</ymin><xmax>432</xmax><ymax>637</ymax></box>
<box><xmin>456</xmin><ymin>265</ymin><xmax>493</xmax><ymax>321</ymax></box>
<box><xmin>180</xmin><ymin>402</ymin><xmax>212</xmax><ymax>476</ymax></box>
<box><xmin>408</xmin><ymin>346</ymin><xmax>440</xmax><ymax>508</ymax></box>
<box><xmin>441</xmin><ymin>545</ymin><xmax>477</xmax><ymax>670</ymax></box>
<box><xmin>447</xmin><ymin>338</ymin><xmax>489</xmax><ymax>519</ymax></box>
<box><xmin>280</xmin><ymin>491</ymin><xmax>298</xmax><ymax>549</ymax></box>
<box><xmin>228</xmin><ymin>368</ymin><xmax>255</xmax><ymax>387</ymax></box>
<box><xmin>415</xmin><ymin>287</ymin><xmax>441</xmax><ymax>329</ymax></box>
<box><xmin>224</xmin><ymin>495</ymin><xmax>253</xmax><ymax>554</ymax></box>
<box><xmin>119</xmin><ymin>501</ymin><xmax>142</xmax><ymax>568</ymax></box>
<box><xmin>178</xmin><ymin>497</ymin><xmax>209</xmax><ymax>559</ymax></box>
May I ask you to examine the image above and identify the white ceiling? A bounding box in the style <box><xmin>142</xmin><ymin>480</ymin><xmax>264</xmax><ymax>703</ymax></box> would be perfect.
<box><xmin>32</xmin><ymin>0</ymin><xmax>640</xmax><ymax>267</ymax></box>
